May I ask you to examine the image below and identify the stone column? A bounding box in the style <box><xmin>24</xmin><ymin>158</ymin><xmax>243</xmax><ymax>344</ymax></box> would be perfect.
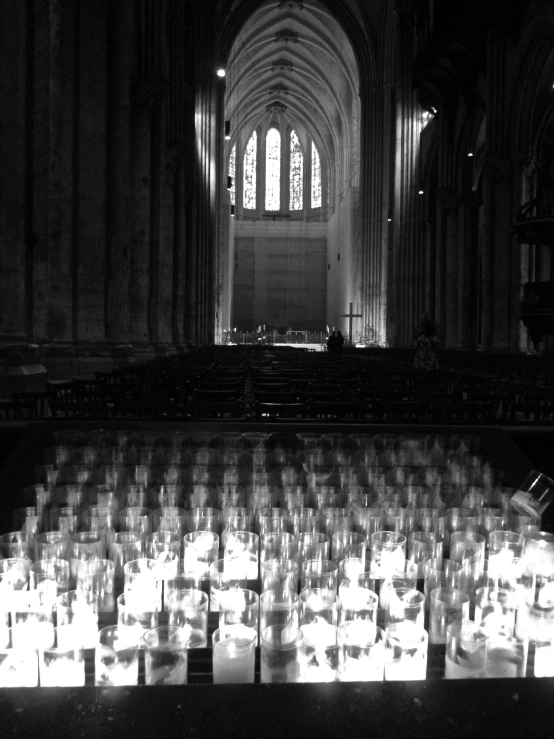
<box><xmin>437</xmin><ymin>188</ymin><xmax>461</xmax><ymax>347</ymax></box>
<box><xmin>129</xmin><ymin>75</ymin><xmax>161</xmax><ymax>344</ymax></box>
<box><xmin>0</xmin><ymin>0</ymin><xmax>27</xmax><ymax>339</ymax></box>
<box><xmin>105</xmin><ymin>0</ymin><xmax>131</xmax><ymax>342</ymax></box>
<box><xmin>75</xmin><ymin>0</ymin><xmax>109</xmax><ymax>343</ymax></box>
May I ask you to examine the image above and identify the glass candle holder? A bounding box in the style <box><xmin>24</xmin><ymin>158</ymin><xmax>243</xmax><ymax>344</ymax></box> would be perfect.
<box><xmin>429</xmin><ymin>587</ymin><xmax>470</xmax><ymax>644</ymax></box>
<box><xmin>123</xmin><ymin>558</ymin><xmax>162</xmax><ymax>611</ymax></box>
<box><xmin>143</xmin><ymin>625</ymin><xmax>188</xmax><ymax>685</ymax></box>
<box><xmin>474</xmin><ymin>586</ymin><xmax>517</xmax><ymax>637</ymax></box>
<box><xmin>30</xmin><ymin>559</ymin><xmax>70</xmax><ymax>599</ymax></box>
<box><xmin>383</xmin><ymin>587</ymin><xmax>425</xmax><ymax>629</ymax></box>
<box><xmin>145</xmin><ymin>532</ymin><xmax>181</xmax><ymax>567</ymax></box>
<box><xmin>300</xmin><ymin>559</ymin><xmax>338</xmax><ymax>593</ymax></box>
<box><xmin>119</xmin><ymin>507</ymin><xmax>153</xmax><ymax>537</ymax></box>
<box><xmin>299</xmin><ymin>588</ymin><xmax>338</xmax><ymax>628</ymax></box>
<box><xmin>116</xmin><ymin>592</ymin><xmax>159</xmax><ymax>647</ymax></box>
<box><xmin>287</xmin><ymin>508</ymin><xmax>319</xmax><ymax>535</ymax></box>
<box><xmin>260</xmin><ymin>624</ymin><xmax>303</xmax><ymax>684</ymax></box>
<box><xmin>153</xmin><ymin>507</ymin><xmax>187</xmax><ymax>537</ymax></box>
<box><xmin>320</xmin><ymin>507</ymin><xmax>350</xmax><ymax>539</ymax></box>
<box><xmin>478</xmin><ymin>508</ymin><xmax>508</xmax><ymax>539</ymax></box>
<box><xmin>56</xmin><ymin>589</ymin><xmax>98</xmax><ymax>649</ymax></box>
<box><xmin>449</xmin><ymin>531</ymin><xmax>486</xmax><ymax>567</ymax></box>
<box><xmin>445</xmin><ymin>508</ymin><xmax>477</xmax><ymax>547</ymax></box>
<box><xmin>295</xmin><ymin>532</ymin><xmax>329</xmax><ymax>565</ymax></box>
<box><xmin>219</xmin><ymin>588</ymin><xmax>259</xmax><ymax>644</ymax></box>
<box><xmin>256</xmin><ymin>507</ymin><xmax>287</xmax><ymax>537</ymax></box>
<box><xmin>82</xmin><ymin>506</ymin><xmax>118</xmax><ymax>550</ymax></box>
<box><xmin>444</xmin><ymin>620</ymin><xmax>488</xmax><ymax>679</ymax></box>
<box><xmin>332</xmin><ymin>531</ymin><xmax>366</xmax><ymax>565</ymax></box>
<box><xmin>223</xmin><ymin>531</ymin><xmax>259</xmax><ymax>580</ymax></box>
<box><xmin>299</xmin><ymin>621</ymin><xmax>340</xmax><ymax>683</ymax></box>
<box><xmin>408</xmin><ymin>532</ymin><xmax>442</xmax><ymax>577</ymax></box>
<box><xmin>487</xmin><ymin>530</ymin><xmax>525</xmax><ymax>578</ymax></box>
<box><xmin>183</xmin><ymin>531</ymin><xmax>219</xmax><ymax>580</ymax></box>
<box><xmin>338</xmin><ymin>622</ymin><xmax>385</xmax><ymax>682</ymax></box>
<box><xmin>260</xmin><ymin>532</ymin><xmax>296</xmax><ymax>564</ymax></box>
<box><xmin>108</xmin><ymin>532</ymin><xmax>144</xmax><ymax>581</ymax></box>
<box><xmin>0</xmin><ymin>532</ymin><xmax>34</xmax><ymax>561</ymax></box>
<box><xmin>382</xmin><ymin>507</ymin><xmax>416</xmax><ymax>538</ymax></box>
<box><xmin>338</xmin><ymin>557</ymin><xmax>367</xmax><ymax>590</ymax></box>
<box><xmin>187</xmin><ymin>506</ymin><xmax>220</xmax><ymax>534</ymax></box>
<box><xmin>212</xmin><ymin>627</ymin><xmax>256</xmax><ymax>684</ymax></box>
<box><xmin>378</xmin><ymin>562</ymin><xmax>418</xmax><ymax>609</ymax></box>
<box><xmin>352</xmin><ymin>508</ymin><xmax>382</xmax><ymax>542</ymax></box>
<box><xmin>220</xmin><ymin>508</ymin><xmax>254</xmax><ymax>540</ymax></box>
<box><xmin>261</xmin><ymin>558</ymin><xmax>299</xmax><ymax>593</ymax></box>
<box><xmin>423</xmin><ymin>558</ymin><xmax>462</xmax><ymax>601</ymax></box>
<box><xmin>370</xmin><ymin>531</ymin><xmax>406</xmax><ymax>579</ymax></box>
<box><xmin>209</xmin><ymin>560</ymin><xmax>247</xmax><ymax>612</ymax></box>
<box><xmin>167</xmin><ymin>589</ymin><xmax>209</xmax><ymax>648</ymax></box>
<box><xmin>76</xmin><ymin>558</ymin><xmax>115</xmax><ymax>613</ymax></box>
<box><xmin>34</xmin><ymin>532</ymin><xmax>71</xmax><ymax>562</ymax></box>
<box><xmin>384</xmin><ymin>622</ymin><xmax>428</xmax><ymax>681</ymax></box>
<box><xmin>259</xmin><ymin>588</ymin><xmax>299</xmax><ymax>633</ymax></box>
<box><xmin>0</xmin><ymin>558</ymin><xmax>30</xmax><ymax>591</ymax></box>
<box><xmin>0</xmin><ymin>630</ymin><xmax>39</xmax><ymax>687</ymax></box>
<box><xmin>511</xmin><ymin>469</ymin><xmax>554</xmax><ymax>519</ymax></box>
<box><xmin>69</xmin><ymin>532</ymin><xmax>105</xmax><ymax>579</ymax></box>
<box><xmin>38</xmin><ymin>629</ymin><xmax>85</xmax><ymax>687</ymax></box>
<box><xmin>95</xmin><ymin>625</ymin><xmax>139</xmax><ymax>686</ymax></box>
<box><xmin>338</xmin><ymin>586</ymin><xmax>379</xmax><ymax>625</ymax></box>
<box><xmin>11</xmin><ymin>592</ymin><xmax>55</xmax><ymax>650</ymax></box>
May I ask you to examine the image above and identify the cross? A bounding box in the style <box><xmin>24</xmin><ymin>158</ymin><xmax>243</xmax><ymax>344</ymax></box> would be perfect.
<box><xmin>341</xmin><ymin>302</ymin><xmax>363</xmax><ymax>345</ymax></box>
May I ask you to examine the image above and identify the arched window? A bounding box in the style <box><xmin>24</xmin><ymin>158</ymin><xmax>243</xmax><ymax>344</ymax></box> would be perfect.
<box><xmin>311</xmin><ymin>140</ymin><xmax>321</xmax><ymax>209</ymax></box>
<box><xmin>229</xmin><ymin>143</ymin><xmax>236</xmax><ymax>206</ymax></box>
<box><xmin>243</xmin><ymin>131</ymin><xmax>257</xmax><ymax>209</ymax></box>
<box><xmin>235</xmin><ymin>125</ymin><xmax>323</xmax><ymax>216</ymax></box>
<box><xmin>265</xmin><ymin>127</ymin><xmax>281</xmax><ymax>211</ymax></box>
<box><xmin>289</xmin><ymin>130</ymin><xmax>303</xmax><ymax>211</ymax></box>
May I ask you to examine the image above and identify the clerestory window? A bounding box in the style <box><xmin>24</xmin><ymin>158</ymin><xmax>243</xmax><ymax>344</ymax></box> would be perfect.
<box><xmin>236</xmin><ymin>125</ymin><xmax>322</xmax><ymax>216</ymax></box>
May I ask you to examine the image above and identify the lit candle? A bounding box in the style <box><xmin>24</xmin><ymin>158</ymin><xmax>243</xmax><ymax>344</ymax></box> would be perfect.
<box><xmin>212</xmin><ymin>629</ymin><xmax>256</xmax><ymax>684</ymax></box>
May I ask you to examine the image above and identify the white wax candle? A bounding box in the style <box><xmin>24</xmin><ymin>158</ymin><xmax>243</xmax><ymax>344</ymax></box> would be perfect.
<box><xmin>213</xmin><ymin>636</ymin><xmax>255</xmax><ymax>683</ymax></box>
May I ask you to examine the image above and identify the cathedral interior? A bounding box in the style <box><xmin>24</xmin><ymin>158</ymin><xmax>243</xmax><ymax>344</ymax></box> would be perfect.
<box><xmin>1</xmin><ymin>0</ymin><xmax>554</xmax><ymax>371</ymax></box>
<box><xmin>1</xmin><ymin>0</ymin><xmax>554</xmax><ymax>732</ymax></box>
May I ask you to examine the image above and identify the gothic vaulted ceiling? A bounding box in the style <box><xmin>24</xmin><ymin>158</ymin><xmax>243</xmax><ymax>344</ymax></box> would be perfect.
<box><xmin>223</xmin><ymin>0</ymin><xmax>361</xmax><ymax>188</ymax></box>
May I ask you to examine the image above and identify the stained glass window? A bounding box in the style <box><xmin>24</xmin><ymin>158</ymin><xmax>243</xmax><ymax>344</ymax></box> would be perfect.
<box><xmin>243</xmin><ymin>131</ymin><xmax>257</xmax><ymax>209</ymax></box>
<box><xmin>289</xmin><ymin>130</ymin><xmax>303</xmax><ymax>211</ymax></box>
<box><xmin>265</xmin><ymin>127</ymin><xmax>281</xmax><ymax>211</ymax></box>
<box><xmin>229</xmin><ymin>144</ymin><xmax>236</xmax><ymax>206</ymax></box>
<box><xmin>311</xmin><ymin>140</ymin><xmax>322</xmax><ymax>209</ymax></box>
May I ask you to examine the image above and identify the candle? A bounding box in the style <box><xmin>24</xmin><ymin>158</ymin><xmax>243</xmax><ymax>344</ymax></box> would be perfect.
<box><xmin>299</xmin><ymin>619</ymin><xmax>340</xmax><ymax>682</ymax></box>
<box><xmin>212</xmin><ymin>629</ymin><xmax>256</xmax><ymax>684</ymax></box>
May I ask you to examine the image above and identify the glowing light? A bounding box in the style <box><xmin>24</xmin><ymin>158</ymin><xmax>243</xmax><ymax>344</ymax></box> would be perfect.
<box><xmin>217</xmin><ymin>68</ymin><xmax>226</xmax><ymax>78</ymax></box>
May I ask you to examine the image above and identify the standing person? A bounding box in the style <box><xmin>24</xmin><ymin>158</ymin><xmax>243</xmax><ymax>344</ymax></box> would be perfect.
<box><xmin>336</xmin><ymin>330</ymin><xmax>345</xmax><ymax>353</ymax></box>
<box><xmin>327</xmin><ymin>331</ymin><xmax>338</xmax><ymax>352</ymax></box>
<box><xmin>413</xmin><ymin>317</ymin><xmax>440</xmax><ymax>370</ymax></box>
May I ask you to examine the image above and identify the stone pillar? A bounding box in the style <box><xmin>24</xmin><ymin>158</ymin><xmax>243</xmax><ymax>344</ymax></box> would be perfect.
<box><xmin>76</xmin><ymin>0</ymin><xmax>108</xmax><ymax>342</ymax></box>
<box><xmin>129</xmin><ymin>75</ymin><xmax>159</xmax><ymax>343</ymax></box>
<box><xmin>0</xmin><ymin>1</ymin><xmax>27</xmax><ymax>340</ymax></box>
<box><xmin>106</xmin><ymin>0</ymin><xmax>131</xmax><ymax>342</ymax></box>
<box><xmin>437</xmin><ymin>189</ymin><xmax>461</xmax><ymax>347</ymax></box>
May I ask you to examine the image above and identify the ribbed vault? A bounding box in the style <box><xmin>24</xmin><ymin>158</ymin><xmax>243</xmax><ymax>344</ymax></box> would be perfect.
<box><xmin>224</xmin><ymin>0</ymin><xmax>360</xmax><ymax>211</ymax></box>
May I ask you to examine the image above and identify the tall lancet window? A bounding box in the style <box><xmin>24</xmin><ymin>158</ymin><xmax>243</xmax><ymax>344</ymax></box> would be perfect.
<box><xmin>265</xmin><ymin>127</ymin><xmax>281</xmax><ymax>211</ymax></box>
<box><xmin>229</xmin><ymin>144</ymin><xmax>236</xmax><ymax>205</ymax></box>
<box><xmin>311</xmin><ymin>140</ymin><xmax>322</xmax><ymax>209</ymax></box>
<box><xmin>243</xmin><ymin>131</ymin><xmax>257</xmax><ymax>209</ymax></box>
<box><xmin>289</xmin><ymin>130</ymin><xmax>303</xmax><ymax>211</ymax></box>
